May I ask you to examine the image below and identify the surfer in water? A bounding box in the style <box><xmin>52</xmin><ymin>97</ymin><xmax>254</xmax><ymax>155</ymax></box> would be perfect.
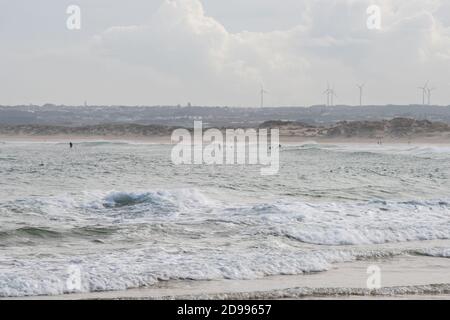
<box><xmin>69</xmin><ymin>142</ymin><xmax>73</xmax><ymax>149</ymax></box>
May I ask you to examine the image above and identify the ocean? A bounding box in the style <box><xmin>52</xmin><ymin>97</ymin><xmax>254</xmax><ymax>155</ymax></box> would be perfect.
<box><xmin>0</xmin><ymin>141</ymin><xmax>449</xmax><ymax>297</ymax></box>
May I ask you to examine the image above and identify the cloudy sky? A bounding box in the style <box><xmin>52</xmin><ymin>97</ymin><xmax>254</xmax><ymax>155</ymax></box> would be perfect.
<box><xmin>0</xmin><ymin>0</ymin><xmax>449</xmax><ymax>107</ymax></box>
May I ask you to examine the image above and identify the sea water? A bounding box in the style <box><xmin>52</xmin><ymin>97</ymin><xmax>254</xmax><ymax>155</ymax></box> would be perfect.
<box><xmin>0</xmin><ymin>141</ymin><xmax>449</xmax><ymax>297</ymax></box>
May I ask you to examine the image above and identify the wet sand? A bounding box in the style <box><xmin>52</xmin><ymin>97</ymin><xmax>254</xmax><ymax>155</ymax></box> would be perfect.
<box><xmin>1</xmin><ymin>134</ymin><xmax>449</xmax><ymax>145</ymax></box>
<box><xmin>7</xmin><ymin>254</ymin><xmax>449</xmax><ymax>300</ymax></box>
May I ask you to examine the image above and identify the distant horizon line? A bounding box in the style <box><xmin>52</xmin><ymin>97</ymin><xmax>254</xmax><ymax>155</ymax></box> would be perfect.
<box><xmin>1</xmin><ymin>104</ymin><xmax>450</xmax><ymax>109</ymax></box>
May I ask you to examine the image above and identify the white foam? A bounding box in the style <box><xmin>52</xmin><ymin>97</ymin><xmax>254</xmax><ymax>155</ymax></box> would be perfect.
<box><xmin>2</xmin><ymin>190</ymin><xmax>450</xmax><ymax>297</ymax></box>
<box><xmin>417</xmin><ymin>248</ymin><xmax>450</xmax><ymax>258</ymax></box>
<box><xmin>0</xmin><ymin>247</ymin><xmax>357</xmax><ymax>297</ymax></box>
<box><xmin>263</xmin><ymin>200</ymin><xmax>450</xmax><ymax>245</ymax></box>
<box><xmin>320</xmin><ymin>143</ymin><xmax>450</xmax><ymax>158</ymax></box>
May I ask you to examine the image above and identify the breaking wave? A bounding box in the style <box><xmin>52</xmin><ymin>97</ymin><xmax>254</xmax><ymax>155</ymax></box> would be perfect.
<box><xmin>1</xmin><ymin>189</ymin><xmax>450</xmax><ymax>297</ymax></box>
<box><xmin>414</xmin><ymin>248</ymin><xmax>450</xmax><ymax>258</ymax></box>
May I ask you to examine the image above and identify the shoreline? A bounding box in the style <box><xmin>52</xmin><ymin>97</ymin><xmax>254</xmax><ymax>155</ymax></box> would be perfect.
<box><xmin>1</xmin><ymin>134</ymin><xmax>450</xmax><ymax>145</ymax></box>
<box><xmin>5</xmin><ymin>254</ymin><xmax>450</xmax><ymax>300</ymax></box>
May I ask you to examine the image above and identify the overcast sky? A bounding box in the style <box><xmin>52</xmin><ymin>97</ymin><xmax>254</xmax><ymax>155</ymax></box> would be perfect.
<box><xmin>0</xmin><ymin>0</ymin><xmax>449</xmax><ymax>107</ymax></box>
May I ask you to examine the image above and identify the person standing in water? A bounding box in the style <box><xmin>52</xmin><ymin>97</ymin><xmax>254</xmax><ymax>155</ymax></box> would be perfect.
<box><xmin>69</xmin><ymin>142</ymin><xmax>73</xmax><ymax>149</ymax></box>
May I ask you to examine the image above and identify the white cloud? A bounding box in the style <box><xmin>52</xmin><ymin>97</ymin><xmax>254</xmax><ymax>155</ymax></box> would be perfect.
<box><xmin>1</xmin><ymin>0</ymin><xmax>449</xmax><ymax>106</ymax></box>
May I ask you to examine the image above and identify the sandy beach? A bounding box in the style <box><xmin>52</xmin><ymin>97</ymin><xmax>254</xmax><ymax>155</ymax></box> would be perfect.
<box><xmin>0</xmin><ymin>135</ymin><xmax>173</xmax><ymax>144</ymax></box>
<box><xmin>8</xmin><ymin>251</ymin><xmax>449</xmax><ymax>300</ymax></box>
<box><xmin>1</xmin><ymin>134</ymin><xmax>449</xmax><ymax>145</ymax></box>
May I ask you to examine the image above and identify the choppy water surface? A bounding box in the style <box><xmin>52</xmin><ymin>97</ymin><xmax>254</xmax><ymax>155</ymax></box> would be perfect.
<box><xmin>0</xmin><ymin>141</ymin><xmax>449</xmax><ymax>297</ymax></box>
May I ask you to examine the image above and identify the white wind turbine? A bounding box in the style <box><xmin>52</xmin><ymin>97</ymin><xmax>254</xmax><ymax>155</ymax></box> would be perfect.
<box><xmin>330</xmin><ymin>84</ymin><xmax>337</xmax><ymax>106</ymax></box>
<box><xmin>427</xmin><ymin>87</ymin><xmax>436</xmax><ymax>105</ymax></box>
<box><xmin>418</xmin><ymin>81</ymin><xmax>429</xmax><ymax>106</ymax></box>
<box><xmin>357</xmin><ymin>83</ymin><xmax>365</xmax><ymax>106</ymax></box>
<box><xmin>260</xmin><ymin>85</ymin><xmax>269</xmax><ymax>108</ymax></box>
<box><xmin>323</xmin><ymin>83</ymin><xmax>336</xmax><ymax>106</ymax></box>
<box><xmin>323</xmin><ymin>83</ymin><xmax>331</xmax><ymax>106</ymax></box>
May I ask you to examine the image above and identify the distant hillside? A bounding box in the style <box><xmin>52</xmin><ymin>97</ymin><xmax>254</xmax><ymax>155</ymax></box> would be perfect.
<box><xmin>327</xmin><ymin>118</ymin><xmax>450</xmax><ymax>138</ymax></box>
<box><xmin>2</xmin><ymin>105</ymin><xmax>450</xmax><ymax>127</ymax></box>
<box><xmin>0</xmin><ymin>124</ymin><xmax>174</xmax><ymax>137</ymax></box>
<box><xmin>1</xmin><ymin>118</ymin><xmax>450</xmax><ymax>140</ymax></box>
<box><xmin>261</xmin><ymin>118</ymin><xmax>450</xmax><ymax>139</ymax></box>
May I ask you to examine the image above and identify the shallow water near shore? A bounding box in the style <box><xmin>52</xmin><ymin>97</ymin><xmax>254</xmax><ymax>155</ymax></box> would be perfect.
<box><xmin>0</xmin><ymin>141</ymin><xmax>450</xmax><ymax>297</ymax></box>
<box><xmin>17</xmin><ymin>253</ymin><xmax>450</xmax><ymax>300</ymax></box>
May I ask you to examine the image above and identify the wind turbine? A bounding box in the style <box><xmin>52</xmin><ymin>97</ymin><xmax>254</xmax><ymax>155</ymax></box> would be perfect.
<box><xmin>323</xmin><ymin>83</ymin><xmax>336</xmax><ymax>106</ymax></box>
<box><xmin>330</xmin><ymin>84</ymin><xmax>337</xmax><ymax>106</ymax></box>
<box><xmin>323</xmin><ymin>83</ymin><xmax>331</xmax><ymax>106</ymax></box>
<box><xmin>357</xmin><ymin>83</ymin><xmax>365</xmax><ymax>106</ymax></box>
<box><xmin>427</xmin><ymin>87</ymin><xmax>436</xmax><ymax>105</ymax></box>
<box><xmin>260</xmin><ymin>85</ymin><xmax>268</xmax><ymax>108</ymax></box>
<box><xmin>418</xmin><ymin>81</ymin><xmax>429</xmax><ymax>106</ymax></box>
